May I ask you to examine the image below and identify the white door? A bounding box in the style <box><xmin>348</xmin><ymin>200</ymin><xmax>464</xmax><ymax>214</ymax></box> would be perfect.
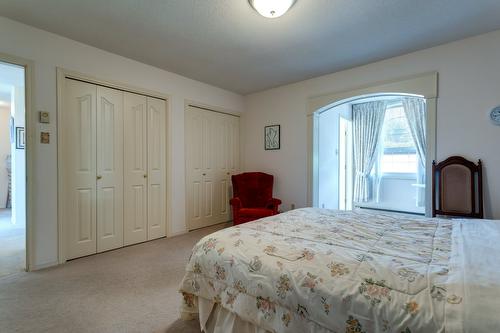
<box><xmin>186</xmin><ymin>106</ymin><xmax>239</xmax><ymax>230</ymax></box>
<box><xmin>213</xmin><ymin>113</ymin><xmax>229</xmax><ymax>223</ymax></box>
<box><xmin>63</xmin><ymin>79</ymin><xmax>97</xmax><ymax>259</ymax></box>
<box><xmin>96</xmin><ymin>86</ymin><xmax>124</xmax><ymax>252</ymax></box>
<box><xmin>185</xmin><ymin>107</ymin><xmax>203</xmax><ymax>230</ymax></box>
<box><xmin>213</xmin><ymin>113</ymin><xmax>240</xmax><ymax>224</ymax></box>
<box><xmin>123</xmin><ymin>92</ymin><xmax>148</xmax><ymax>245</ymax></box>
<box><xmin>227</xmin><ymin>113</ymin><xmax>240</xmax><ymax>211</ymax></box>
<box><xmin>147</xmin><ymin>97</ymin><xmax>166</xmax><ymax>240</ymax></box>
<box><xmin>186</xmin><ymin>107</ymin><xmax>216</xmax><ymax>230</ymax></box>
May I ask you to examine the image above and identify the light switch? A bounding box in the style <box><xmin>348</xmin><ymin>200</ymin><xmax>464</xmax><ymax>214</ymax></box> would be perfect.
<box><xmin>39</xmin><ymin>111</ymin><xmax>50</xmax><ymax>123</ymax></box>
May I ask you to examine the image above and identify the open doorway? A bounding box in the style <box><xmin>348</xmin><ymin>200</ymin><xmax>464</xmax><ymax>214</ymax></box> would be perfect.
<box><xmin>316</xmin><ymin>94</ymin><xmax>427</xmax><ymax>215</ymax></box>
<box><xmin>0</xmin><ymin>61</ymin><xmax>26</xmax><ymax>276</ymax></box>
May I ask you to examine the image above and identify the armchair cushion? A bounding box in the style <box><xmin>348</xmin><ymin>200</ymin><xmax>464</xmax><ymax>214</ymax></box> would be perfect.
<box><xmin>238</xmin><ymin>208</ymin><xmax>275</xmax><ymax>219</ymax></box>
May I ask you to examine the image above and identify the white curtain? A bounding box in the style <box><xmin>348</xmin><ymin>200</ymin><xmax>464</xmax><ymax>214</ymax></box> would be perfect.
<box><xmin>402</xmin><ymin>97</ymin><xmax>426</xmax><ymax>168</ymax></box>
<box><xmin>353</xmin><ymin>101</ymin><xmax>387</xmax><ymax>202</ymax></box>
<box><xmin>403</xmin><ymin>97</ymin><xmax>427</xmax><ymax>207</ymax></box>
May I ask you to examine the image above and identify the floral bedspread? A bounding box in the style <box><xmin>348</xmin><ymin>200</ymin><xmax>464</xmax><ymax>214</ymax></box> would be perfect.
<box><xmin>180</xmin><ymin>208</ymin><xmax>462</xmax><ymax>333</ymax></box>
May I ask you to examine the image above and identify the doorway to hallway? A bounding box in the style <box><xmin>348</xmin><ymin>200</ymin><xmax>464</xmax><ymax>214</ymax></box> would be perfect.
<box><xmin>0</xmin><ymin>60</ymin><xmax>26</xmax><ymax>276</ymax></box>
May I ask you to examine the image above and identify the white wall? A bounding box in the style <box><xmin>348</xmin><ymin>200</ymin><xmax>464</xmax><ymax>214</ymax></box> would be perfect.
<box><xmin>0</xmin><ymin>106</ymin><xmax>10</xmax><ymax>208</ymax></box>
<box><xmin>0</xmin><ymin>17</ymin><xmax>244</xmax><ymax>268</ymax></box>
<box><xmin>243</xmin><ymin>29</ymin><xmax>500</xmax><ymax>219</ymax></box>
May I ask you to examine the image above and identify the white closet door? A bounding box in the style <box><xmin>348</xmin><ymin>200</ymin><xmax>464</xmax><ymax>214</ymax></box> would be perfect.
<box><xmin>123</xmin><ymin>92</ymin><xmax>148</xmax><ymax>245</ymax></box>
<box><xmin>186</xmin><ymin>107</ymin><xmax>239</xmax><ymax>230</ymax></box>
<box><xmin>186</xmin><ymin>107</ymin><xmax>218</xmax><ymax>230</ymax></box>
<box><xmin>96</xmin><ymin>86</ymin><xmax>124</xmax><ymax>252</ymax></box>
<box><xmin>213</xmin><ymin>113</ymin><xmax>231</xmax><ymax>224</ymax></box>
<box><xmin>185</xmin><ymin>107</ymin><xmax>204</xmax><ymax>230</ymax></box>
<box><xmin>63</xmin><ymin>79</ymin><xmax>97</xmax><ymax>260</ymax></box>
<box><xmin>226</xmin><ymin>114</ymin><xmax>240</xmax><ymax>217</ymax></box>
<box><xmin>147</xmin><ymin>97</ymin><xmax>166</xmax><ymax>240</ymax></box>
<box><xmin>201</xmin><ymin>111</ymin><xmax>218</xmax><ymax>227</ymax></box>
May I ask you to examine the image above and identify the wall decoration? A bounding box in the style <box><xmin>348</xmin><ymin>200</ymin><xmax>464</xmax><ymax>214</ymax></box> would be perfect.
<box><xmin>16</xmin><ymin>127</ymin><xmax>25</xmax><ymax>149</ymax></box>
<box><xmin>265</xmin><ymin>124</ymin><xmax>280</xmax><ymax>150</ymax></box>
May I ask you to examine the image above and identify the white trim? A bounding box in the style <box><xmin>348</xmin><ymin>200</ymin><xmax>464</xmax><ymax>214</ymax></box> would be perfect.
<box><xmin>56</xmin><ymin>68</ymin><xmax>172</xmax><ymax>263</ymax></box>
<box><xmin>307</xmin><ymin>72</ymin><xmax>438</xmax><ymax>115</ymax></box>
<box><xmin>0</xmin><ymin>53</ymin><xmax>34</xmax><ymax>272</ymax></box>
<box><xmin>168</xmin><ymin>229</ymin><xmax>188</xmax><ymax>238</ymax></box>
<box><xmin>185</xmin><ymin>99</ymin><xmax>241</xmax><ymax>118</ymax></box>
<box><xmin>379</xmin><ymin>172</ymin><xmax>418</xmax><ymax>180</ymax></box>
<box><xmin>31</xmin><ymin>260</ymin><xmax>59</xmax><ymax>271</ymax></box>
<box><xmin>307</xmin><ymin>73</ymin><xmax>438</xmax><ymax>217</ymax></box>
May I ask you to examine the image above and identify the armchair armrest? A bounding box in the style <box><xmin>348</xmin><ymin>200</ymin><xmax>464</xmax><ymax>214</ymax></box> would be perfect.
<box><xmin>230</xmin><ymin>197</ymin><xmax>242</xmax><ymax>209</ymax></box>
<box><xmin>266</xmin><ymin>198</ymin><xmax>282</xmax><ymax>214</ymax></box>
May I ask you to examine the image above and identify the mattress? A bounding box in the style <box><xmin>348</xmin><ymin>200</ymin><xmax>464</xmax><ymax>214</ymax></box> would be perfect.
<box><xmin>179</xmin><ymin>208</ymin><xmax>500</xmax><ymax>332</ymax></box>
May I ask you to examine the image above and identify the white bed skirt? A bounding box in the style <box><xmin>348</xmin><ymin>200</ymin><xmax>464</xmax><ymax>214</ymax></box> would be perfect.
<box><xmin>181</xmin><ymin>293</ymin><xmax>336</xmax><ymax>333</ymax></box>
<box><xmin>181</xmin><ymin>294</ymin><xmax>270</xmax><ymax>333</ymax></box>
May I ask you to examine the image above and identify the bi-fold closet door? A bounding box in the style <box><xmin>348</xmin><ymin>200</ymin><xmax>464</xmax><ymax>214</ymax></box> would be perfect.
<box><xmin>62</xmin><ymin>78</ymin><xmax>166</xmax><ymax>260</ymax></box>
<box><xmin>123</xmin><ymin>93</ymin><xmax>166</xmax><ymax>245</ymax></box>
<box><xmin>185</xmin><ymin>106</ymin><xmax>240</xmax><ymax>231</ymax></box>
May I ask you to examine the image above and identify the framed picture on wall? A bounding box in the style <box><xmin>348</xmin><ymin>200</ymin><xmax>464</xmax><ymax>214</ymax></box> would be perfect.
<box><xmin>264</xmin><ymin>124</ymin><xmax>280</xmax><ymax>150</ymax></box>
<box><xmin>16</xmin><ymin>127</ymin><xmax>25</xmax><ymax>149</ymax></box>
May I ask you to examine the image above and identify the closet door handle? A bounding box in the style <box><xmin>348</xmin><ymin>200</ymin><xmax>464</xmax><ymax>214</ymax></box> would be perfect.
<box><xmin>202</xmin><ymin>173</ymin><xmax>206</xmax><ymax>176</ymax></box>
<box><xmin>143</xmin><ymin>174</ymin><xmax>148</xmax><ymax>178</ymax></box>
<box><xmin>97</xmin><ymin>175</ymin><xmax>102</xmax><ymax>180</ymax></box>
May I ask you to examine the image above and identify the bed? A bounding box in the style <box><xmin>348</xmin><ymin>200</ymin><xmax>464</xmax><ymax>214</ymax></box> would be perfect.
<box><xmin>179</xmin><ymin>208</ymin><xmax>500</xmax><ymax>332</ymax></box>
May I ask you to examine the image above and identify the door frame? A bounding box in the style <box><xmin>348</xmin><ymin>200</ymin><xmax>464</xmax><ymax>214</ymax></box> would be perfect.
<box><xmin>0</xmin><ymin>53</ymin><xmax>35</xmax><ymax>271</ymax></box>
<box><xmin>56</xmin><ymin>68</ymin><xmax>171</xmax><ymax>263</ymax></box>
<box><xmin>306</xmin><ymin>72</ymin><xmax>438</xmax><ymax>217</ymax></box>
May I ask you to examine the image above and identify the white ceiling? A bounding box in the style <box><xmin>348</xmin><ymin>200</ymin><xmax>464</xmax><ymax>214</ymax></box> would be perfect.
<box><xmin>1</xmin><ymin>0</ymin><xmax>500</xmax><ymax>94</ymax></box>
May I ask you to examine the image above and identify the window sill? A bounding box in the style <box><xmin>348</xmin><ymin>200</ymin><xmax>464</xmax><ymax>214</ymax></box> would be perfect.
<box><xmin>377</xmin><ymin>172</ymin><xmax>417</xmax><ymax>180</ymax></box>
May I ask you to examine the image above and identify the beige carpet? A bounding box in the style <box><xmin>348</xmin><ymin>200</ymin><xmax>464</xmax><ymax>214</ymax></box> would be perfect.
<box><xmin>0</xmin><ymin>223</ymin><xmax>228</xmax><ymax>333</ymax></box>
<box><xmin>0</xmin><ymin>208</ymin><xmax>26</xmax><ymax>277</ymax></box>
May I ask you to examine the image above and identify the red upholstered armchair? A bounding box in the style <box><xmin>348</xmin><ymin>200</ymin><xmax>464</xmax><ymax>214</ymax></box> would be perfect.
<box><xmin>230</xmin><ymin>172</ymin><xmax>282</xmax><ymax>225</ymax></box>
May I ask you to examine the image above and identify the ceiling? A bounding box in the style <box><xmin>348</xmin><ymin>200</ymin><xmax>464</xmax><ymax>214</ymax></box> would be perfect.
<box><xmin>1</xmin><ymin>0</ymin><xmax>500</xmax><ymax>94</ymax></box>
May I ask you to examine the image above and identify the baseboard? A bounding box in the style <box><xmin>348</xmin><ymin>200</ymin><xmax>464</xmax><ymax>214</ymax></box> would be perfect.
<box><xmin>168</xmin><ymin>229</ymin><xmax>188</xmax><ymax>238</ymax></box>
<box><xmin>30</xmin><ymin>260</ymin><xmax>58</xmax><ymax>271</ymax></box>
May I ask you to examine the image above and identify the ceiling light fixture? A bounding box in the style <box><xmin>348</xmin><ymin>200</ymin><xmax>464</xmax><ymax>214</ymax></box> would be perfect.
<box><xmin>248</xmin><ymin>0</ymin><xmax>296</xmax><ymax>19</ymax></box>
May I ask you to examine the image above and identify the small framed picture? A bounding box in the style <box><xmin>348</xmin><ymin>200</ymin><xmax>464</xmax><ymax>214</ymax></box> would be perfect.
<box><xmin>16</xmin><ymin>127</ymin><xmax>25</xmax><ymax>150</ymax></box>
<box><xmin>264</xmin><ymin>124</ymin><xmax>280</xmax><ymax>150</ymax></box>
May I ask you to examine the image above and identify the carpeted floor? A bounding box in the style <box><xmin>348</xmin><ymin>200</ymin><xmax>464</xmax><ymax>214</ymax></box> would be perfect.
<box><xmin>0</xmin><ymin>208</ymin><xmax>26</xmax><ymax>277</ymax></box>
<box><xmin>0</xmin><ymin>223</ymin><xmax>228</xmax><ymax>333</ymax></box>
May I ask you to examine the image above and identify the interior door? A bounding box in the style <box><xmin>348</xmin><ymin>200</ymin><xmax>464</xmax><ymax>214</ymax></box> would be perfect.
<box><xmin>147</xmin><ymin>97</ymin><xmax>166</xmax><ymax>240</ymax></box>
<box><xmin>186</xmin><ymin>106</ymin><xmax>239</xmax><ymax>230</ymax></box>
<box><xmin>186</xmin><ymin>106</ymin><xmax>218</xmax><ymax>229</ymax></box>
<box><xmin>123</xmin><ymin>92</ymin><xmax>148</xmax><ymax>245</ymax></box>
<box><xmin>318</xmin><ymin>110</ymin><xmax>340</xmax><ymax>209</ymax></box>
<box><xmin>185</xmin><ymin>107</ymin><xmax>204</xmax><ymax>230</ymax></box>
<box><xmin>96</xmin><ymin>86</ymin><xmax>124</xmax><ymax>252</ymax></box>
<box><xmin>63</xmin><ymin>79</ymin><xmax>97</xmax><ymax>259</ymax></box>
<box><xmin>213</xmin><ymin>113</ymin><xmax>240</xmax><ymax>223</ymax></box>
<box><xmin>227</xmin><ymin>114</ymin><xmax>240</xmax><ymax>212</ymax></box>
<box><xmin>213</xmin><ymin>112</ymin><xmax>228</xmax><ymax>223</ymax></box>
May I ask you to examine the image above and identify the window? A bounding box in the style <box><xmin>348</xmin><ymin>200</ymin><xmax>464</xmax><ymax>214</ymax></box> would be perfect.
<box><xmin>380</xmin><ymin>106</ymin><xmax>418</xmax><ymax>174</ymax></box>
